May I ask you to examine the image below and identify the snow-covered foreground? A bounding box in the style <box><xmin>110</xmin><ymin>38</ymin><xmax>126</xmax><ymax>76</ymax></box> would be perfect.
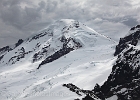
<box><xmin>0</xmin><ymin>44</ymin><xmax>116</xmax><ymax>100</ymax></box>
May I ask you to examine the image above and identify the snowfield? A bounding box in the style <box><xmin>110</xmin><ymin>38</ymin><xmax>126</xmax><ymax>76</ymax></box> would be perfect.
<box><xmin>0</xmin><ymin>19</ymin><xmax>117</xmax><ymax>100</ymax></box>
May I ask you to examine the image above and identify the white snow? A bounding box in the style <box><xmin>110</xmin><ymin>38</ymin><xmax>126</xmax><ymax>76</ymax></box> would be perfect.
<box><xmin>107</xmin><ymin>95</ymin><xmax>118</xmax><ymax>100</ymax></box>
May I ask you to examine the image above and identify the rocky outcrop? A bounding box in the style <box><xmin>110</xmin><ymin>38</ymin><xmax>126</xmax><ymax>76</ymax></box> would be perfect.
<box><xmin>63</xmin><ymin>83</ymin><xmax>98</xmax><ymax>100</ymax></box>
<box><xmin>114</xmin><ymin>25</ymin><xmax>140</xmax><ymax>56</ymax></box>
<box><xmin>0</xmin><ymin>39</ymin><xmax>23</xmax><ymax>56</ymax></box>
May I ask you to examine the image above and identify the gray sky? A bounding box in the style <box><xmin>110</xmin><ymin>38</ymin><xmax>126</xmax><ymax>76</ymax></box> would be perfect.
<box><xmin>0</xmin><ymin>0</ymin><xmax>140</xmax><ymax>47</ymax></box>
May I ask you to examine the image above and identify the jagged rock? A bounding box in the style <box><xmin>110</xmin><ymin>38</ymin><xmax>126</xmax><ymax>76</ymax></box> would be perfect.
<box><xmin>63</xmin><ymin>83</ymin><xmax>83</xmax><ymax>96</ymax></box>
<box><xmin>0</xmin><ymin>39</ymin><xmax>23</xmax><ymax>56</ymax></box>
<box><xmin>0</xmin><ymin>46</ymin><xmax>12</xmax><ymax>55</ymax></box>
<box><xmin>82</xmin><ymin>94</ymin><xmax>95</xmax><ymax>100</ymax></box>
<box><xmin>93</xmin><ymin>84</ymin><xmax>105</xmax><ymax>100</ymax></box>
<box><xmin>63</xmin><ymin>83</ymin><xmax>99</xmax><ymax>100</ymax></box>
<box><xmin>0</xmin><ymin>55</ymin><xmax>4</xmax><ymax>61</ymax></box>
<box><xmin>74</xmin><ymin>99</ymin><xmax>80</xmax><ymax>100</ymax></box>
<box><xmin>8</xmin><ymin>47</ymin><xmax>32</xmax><ymax>64</ymax></box>
<box><xmin>15</xmin><ymin>39</ymin><xmax>24</xmax><ymax>47</ymax></box>
<box><xmin>114</xmin><ymin>25</ymin><xmax>140</xmax><ymax>56</ymax></box>
<box><xmin>27</xmin><ymin>30</ymin><xmax>53</xmax><ymax>42</ymax></box>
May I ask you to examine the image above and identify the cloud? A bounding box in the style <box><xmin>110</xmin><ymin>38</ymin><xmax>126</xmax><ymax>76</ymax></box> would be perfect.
<box><xmin>0</xmin><ymin>0</ymin><xmax>140</xmax><ymax>47</ymax></box>
<box><xmin>122</xmin><ymin>17</ymin><xmax>139</xmax><ymax>27</ymax></box>
<box><xmin>0</xmin><ymin>1</ymin><xmax>42</xmax><ymax>29</ymax></box>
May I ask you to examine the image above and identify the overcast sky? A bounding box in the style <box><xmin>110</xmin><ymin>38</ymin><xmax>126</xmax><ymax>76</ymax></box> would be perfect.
<box><xmin>0</xmin><ymin>0</ymin><xmax>140</xmax><ymax>47</ymax></box>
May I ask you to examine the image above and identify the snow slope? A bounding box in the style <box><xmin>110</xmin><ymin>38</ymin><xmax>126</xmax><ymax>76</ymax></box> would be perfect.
<box><xmin>0</xmin><ymin>19</ymin><xmax>116</xmax><ymax>100</ymax></box>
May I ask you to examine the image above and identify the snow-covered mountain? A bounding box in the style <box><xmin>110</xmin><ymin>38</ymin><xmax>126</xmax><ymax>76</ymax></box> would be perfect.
<box><xmin>1</xmin><ymin>19</ymin><xmax>140</xmax><ymax>100</ymax></box>
<box><xmin>0</xmin><ymin>19</ymin><xmax>116</xmax><ymax>100</ymax></box>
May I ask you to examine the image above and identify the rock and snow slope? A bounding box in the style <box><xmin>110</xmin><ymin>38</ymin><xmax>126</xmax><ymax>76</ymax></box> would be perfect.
<box><xmin>67</xmin><ymin>25</ymin><xmax>140</xmax><ymax>100</ymax></box>
<box><xmin>96</xmin><ymin>25</ymin><xmax>140</xmax><ymax>100</ymax></box>
<box><xmin>0</xmin><ymin>19</ymin><xmax>116</xmax><ymax>100</ymax></box>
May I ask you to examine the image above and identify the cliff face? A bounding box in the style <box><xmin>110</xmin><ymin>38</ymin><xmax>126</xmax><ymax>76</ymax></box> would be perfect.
<box><xmin>114</xmin><ymin>25</ymin><xmax>140</xmax><ymax>56</ymax></box>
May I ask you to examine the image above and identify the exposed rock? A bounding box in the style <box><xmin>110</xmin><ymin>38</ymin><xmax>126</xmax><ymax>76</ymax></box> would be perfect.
<box><xmin>114</xmin><ymin>25</ymin><xmax>140</xmax><ymax>56</ymax></box>
<box><xmin>15</xmin><ymin>39</ymin><xmax>24</xmax><ymax>47</ymax></box>
<box><xmin>63</xmin><ymin>83</ymin><xmax>99</xmax><ymax>100</ymax></box>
